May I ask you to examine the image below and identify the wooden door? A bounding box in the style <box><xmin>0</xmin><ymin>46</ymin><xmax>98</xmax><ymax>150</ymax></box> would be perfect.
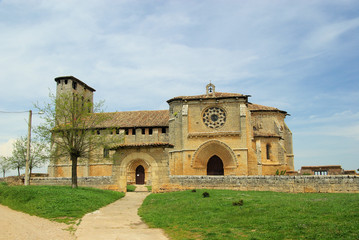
<box><xmin>136</xmin><ymin>165</ymin><xmax>145</xmax><ymax>184</ymax></box>
<box><xmin>207</xmin><ymin>155</ymin><xmax>224</xmax><ymax>175</ymax></box>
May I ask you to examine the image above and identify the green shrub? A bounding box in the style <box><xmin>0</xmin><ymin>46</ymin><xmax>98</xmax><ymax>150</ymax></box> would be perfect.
<box><xmin>127</xmin><ymin>185</ymin><xmax>136</xmax><ymax>192</ymax></box>
<box><xmin>202</xmin><ymin>192</ymin><xmax>210</xmax><ymax>198</ymax></box>
<box><xmin>232</xmin><ymin>199</ymin><xmax>244</xmax><ymax>206</ymax></box>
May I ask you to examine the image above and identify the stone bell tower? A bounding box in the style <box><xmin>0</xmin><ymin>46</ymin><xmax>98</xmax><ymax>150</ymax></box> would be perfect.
<box><xmin>54</xmin><ymin>76</ymin><xmax>96</xmax><ymax>113</ymax></box>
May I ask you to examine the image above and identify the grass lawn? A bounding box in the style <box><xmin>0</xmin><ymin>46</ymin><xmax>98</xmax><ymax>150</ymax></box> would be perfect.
<box><xmin>139</xmin><ymin>189</ymin><xmax>359</xmax><ymax>240</ymax></box>
<box><xmin>0</xmin><ymin>182</ymin><xmax>124</xmax><ymax>224</ymax></box>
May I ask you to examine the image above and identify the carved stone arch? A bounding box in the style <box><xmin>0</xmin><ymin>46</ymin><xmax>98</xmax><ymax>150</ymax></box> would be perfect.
<box><xmin>191</xmin><ymin>140</ymin><xmax>238</xmax><ymax>169</ymax></box>
<box><xmin>116</xmin><ymin>152</ymin><xmax>159</xmax><ymax>192</ymax></box>
<box><xmin>127</xmin><ymin>158</ymin><xmax>151</xmax><ymax>185</ymax></box>
<box><xmin>127</xmin><ymin>158</ymin><xmax>150</xmax><ymax>173</ymax></box>
<box><xmin>119</xmin><ymin>152</ymin><xmax>158</xmax><ymax>170</ymax></box>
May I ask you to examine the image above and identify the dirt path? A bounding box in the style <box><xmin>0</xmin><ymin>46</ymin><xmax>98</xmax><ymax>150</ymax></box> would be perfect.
<box><xmin>0</xmin><ymin>204</ymin><xmax>74</xmax><ymax>240</ymax></box>
<box><xmin>75</xmin><ymin>185</ymin><xmax>169</xmax><ymax>240</ymax></box>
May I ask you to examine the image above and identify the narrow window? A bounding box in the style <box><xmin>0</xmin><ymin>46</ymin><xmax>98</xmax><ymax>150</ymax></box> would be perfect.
<box><xmin>266</xmin><ymin>144</ymin><xmax>271</xmax><ymax>160</ymax></box>
<box><xmin>161</xmin><ymin>127</ymin><xmax>167</xmax><ymax>134</ymax></box>
<box><xmin>132</xmin><ymin>128</ymin><xmax>136</xmax><ymax>135</ymax></box>
<box><xmin>87</xmin><ymin>100</ymin><xmax>91</xmax><ymax>113</ymax></box>
<box><xmin>81</xmin><ymin>96</ymin><xmax>84</xmax><ymax>110</ymax></box>
<box><xmin>149</xmin><ymin>128</ymin><xmax>153</xmax><ymax>135</ymax></box>
<box><xmin>103</xmin><ymin>148</ymin><xmax>109</xmax><ymax>158</ymax></box>
<box><xmin>116</xmin><ymin>128</ymin><xmax>120</xmax><ymax>134</ymax></box>
<box><xmin>125</xmin><ymin>129</ymin><xmax>129</xmax><ymax>135</ymax></box>
<box><xmin>97</xmin><ymin>130</ymin><xmax>100</xmax><ymax>135</ymax></box>
<box><xmin>65</xmin><ymin>79</ymin><xmax>68</xmax><ymax>84</ymax></box>
<box><xmin>72</xmin><ymin>81</ymin><xmax>77</xmax><ymax>90</ymax></box>
<box><xmin>142</xmin><ymin>128</ymin><xmax>146</xmax><ymax>135</ymax></box>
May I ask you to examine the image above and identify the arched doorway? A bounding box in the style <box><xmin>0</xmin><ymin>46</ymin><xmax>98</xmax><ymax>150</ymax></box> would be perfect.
<box><xmin>207</xmin><ymin>155</ymin><xmax>224</xmax><ymax>175</ymax></box>
<box><xmin>136</xmin><ymin>165</ymin><xmax>145</xmax><ymax>184</ymax></box>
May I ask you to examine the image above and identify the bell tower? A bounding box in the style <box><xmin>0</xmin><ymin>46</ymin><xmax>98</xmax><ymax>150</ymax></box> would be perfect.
<box><xmin>206</xmin><ymin>82</ymin><xmax>215</xmax><ymax>96</ymax></box>
<box><xmin>54</xmin><ymin>76</ymin><xmax>96</xmax><ymax>113</ymax></box>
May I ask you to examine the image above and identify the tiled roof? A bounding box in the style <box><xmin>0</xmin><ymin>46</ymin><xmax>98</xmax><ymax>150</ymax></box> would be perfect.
<box><xmin>90</xmin><ymin>110</ymin><xmax>169</xmax><ymax>128</ymax></box>
<box><xmin>248</xmin><ymin>103</ymin><xmax>287</xmax><ymax>114</ymax></box>
<box><xmin>167</xmin><ymin>92</ymin><xmax>247</xmax><ymax>103</ymax></box>
<box><xmin>110</xmin><ymin>142</ymin><xmax>173</xmax><ymax>149</ymax></box>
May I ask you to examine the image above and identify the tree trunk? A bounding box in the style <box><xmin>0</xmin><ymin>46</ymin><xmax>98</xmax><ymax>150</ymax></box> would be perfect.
<box><xmin>17</xmin><ymin>167</ymin><xmax>20</xmax><ymax>176</ymax></box>
<box><xmin>2</xmin><ymin>169</ymin><xmax>5</xmax><ymax>178</ymax></box>
<box><xmin>71</xmin><ymin>154</ymin><xmax>78</xmax><ymax>188</ymax></box>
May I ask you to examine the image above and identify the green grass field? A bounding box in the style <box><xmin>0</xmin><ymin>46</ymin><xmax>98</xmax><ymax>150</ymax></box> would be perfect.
<box><xmin>139</xmin><ymin>189</ymin><xmax>359</xmax><ymax>240</ymax></box>
<box><xmin>0</xmin><ymin>182</ymin><xmax>124</xmax><ymax>224</ymax></box>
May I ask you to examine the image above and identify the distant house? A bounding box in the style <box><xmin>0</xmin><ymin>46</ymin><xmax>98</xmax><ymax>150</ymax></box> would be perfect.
<box><xmin>300</xmin><ymin>165</ymin><xmax>357</xmax><ymax>175</ymax></box>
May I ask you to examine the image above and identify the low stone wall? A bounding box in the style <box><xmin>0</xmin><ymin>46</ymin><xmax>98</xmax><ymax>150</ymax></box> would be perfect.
<box><xmin>30</xmin><ymin>176</ymin><xmax>118</xmax><ymax>190</ymax></box>
<box><xmin>1</xmin><ymin>176</ymin><xmax>24</xmax><ymax>185</ymax></box>
<box><xmin>163</xmin><ymin>175</ymin><xmax>359</xmax><ymax>193</ymax></box>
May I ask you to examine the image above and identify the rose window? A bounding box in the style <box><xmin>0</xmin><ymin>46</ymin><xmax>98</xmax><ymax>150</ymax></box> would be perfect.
<box><xmin>202</xmin><ymin>107</ymin><xmax>226</xmax><ymax>129</ymax></box>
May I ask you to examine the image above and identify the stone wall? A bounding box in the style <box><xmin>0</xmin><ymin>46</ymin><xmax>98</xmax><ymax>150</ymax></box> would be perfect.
<box><xmin>30</xmin><ymin>176</ymin><xmax>118</xmax><ymax>190</ymax></box>
<box><xmin>163</xmin><ymin>175</ymin><xmax>359</xmax><ymax>193</ymax></box>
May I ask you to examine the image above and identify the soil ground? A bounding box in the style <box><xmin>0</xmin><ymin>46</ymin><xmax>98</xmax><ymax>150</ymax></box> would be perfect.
<box><xmin>0</xmin><ymin>204</ymin><xmax>74</xmax><ymax>240</ymax></box>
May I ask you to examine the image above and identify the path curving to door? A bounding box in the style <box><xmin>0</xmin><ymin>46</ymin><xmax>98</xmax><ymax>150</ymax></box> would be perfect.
<box><xmin>75</xmin><ymin>187</ymin><xmax>168</xmax><ymax>240</ymax></box>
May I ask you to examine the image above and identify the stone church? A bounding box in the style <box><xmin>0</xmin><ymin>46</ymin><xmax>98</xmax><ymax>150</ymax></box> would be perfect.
<box><xmin>49</xmin><ymin>76</ymin><xmax>294</xmax><ymax>192</ymax></box>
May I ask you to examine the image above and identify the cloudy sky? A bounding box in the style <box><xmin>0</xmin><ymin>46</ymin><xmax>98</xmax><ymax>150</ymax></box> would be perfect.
<box><xmin>0</xmin><ymin>0</ymin><xmax>358</xmax><ymax>176</ymax></box>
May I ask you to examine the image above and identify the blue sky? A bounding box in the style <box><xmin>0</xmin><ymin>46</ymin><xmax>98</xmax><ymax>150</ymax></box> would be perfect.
<box><xmin>0</xmin><ymin>0</ymin><xmax>358</xmax><ymax>176</ymax></box>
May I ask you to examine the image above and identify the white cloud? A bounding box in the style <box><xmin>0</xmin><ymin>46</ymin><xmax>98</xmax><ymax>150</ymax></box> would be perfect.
<box><xmin>0</xmin><ymin>138</ymin><xmax>15</xmax><ymax>157</ymax></box>
<box><xmin>304</xmin><ymin>17</ymin><xmax>359</xmax><ymax>50</ymax></box>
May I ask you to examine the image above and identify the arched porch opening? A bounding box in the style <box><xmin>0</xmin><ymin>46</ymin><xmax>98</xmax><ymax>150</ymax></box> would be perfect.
<box><xmin>191</xmin><ymin>140</ymin><xmax>237</xmax><ymax>175</ymax></box>
<box><xmin>126</xmin><ymin>159</ymin><xmax>150</xmax><ymax>185</ymax></box>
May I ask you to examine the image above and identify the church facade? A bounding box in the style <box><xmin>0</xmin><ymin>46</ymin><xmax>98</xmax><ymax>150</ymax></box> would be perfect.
<box><xmin>48</xmin><ymin>76</ymin><xmax>294</xmax><ymax>192</ymax></box>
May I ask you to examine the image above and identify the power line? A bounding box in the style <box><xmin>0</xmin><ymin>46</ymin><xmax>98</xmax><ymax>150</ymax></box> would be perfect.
<box><xmin>0</xmin><ymin>110</ymin><xmax>28</xmax><ymax>114</ymax></box>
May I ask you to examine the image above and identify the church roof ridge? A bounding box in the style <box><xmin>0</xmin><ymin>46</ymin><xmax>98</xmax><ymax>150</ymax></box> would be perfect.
<box><xmin>93</xmin><ymin>109</ymin><xmax>168</xmax><ymax>115</ymax></box>
<box><xmin>167</xmin><ymin>91</ymin><xmax>248</xmax><ymax>103</ymax></box>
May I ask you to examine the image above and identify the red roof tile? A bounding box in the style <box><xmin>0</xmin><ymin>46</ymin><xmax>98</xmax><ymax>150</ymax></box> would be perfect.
<box><xmin>248</xmin><ymin>103</ymin><xmax>287</xmax><ymax>114</ymax></box>
<box><xmin>110</xmin><ymin>142</ymin><xmax>174</xmax><ymax>149</ymax></box>
<box><xmin>91</xmin><ymin>110</ymin><xmax>169</xmax><ymax>128</ymax></box>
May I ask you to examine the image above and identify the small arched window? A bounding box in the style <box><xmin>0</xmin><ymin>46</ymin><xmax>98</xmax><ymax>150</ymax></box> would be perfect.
<box><xmin>266</xmin><ymin>144</ymin><xmax>271</xmax><ymax>160</ymax></box>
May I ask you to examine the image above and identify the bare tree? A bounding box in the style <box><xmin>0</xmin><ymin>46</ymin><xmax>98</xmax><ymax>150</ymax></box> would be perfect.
<box><xmin>35</xmin><ymin>92</ymin><xmax>114</xmax><ymax>188</ymax></box>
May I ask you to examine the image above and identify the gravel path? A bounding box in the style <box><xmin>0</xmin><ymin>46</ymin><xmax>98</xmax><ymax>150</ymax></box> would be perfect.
<box><xmin>75</xmin><ymin>185</ymin><xmax>168</xmax><ymax>240</ymax></box>
<box><xmin>0</xmin><ymin>204</ymin><xmax>74</xmax><ymax>240</ymax></box>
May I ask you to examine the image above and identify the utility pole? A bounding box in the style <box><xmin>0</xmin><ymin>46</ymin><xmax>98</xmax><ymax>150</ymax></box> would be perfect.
<box><xmin>25</xmin><ymin>110</ymin><xmax>32</xmax><ymax>186</ymax></box>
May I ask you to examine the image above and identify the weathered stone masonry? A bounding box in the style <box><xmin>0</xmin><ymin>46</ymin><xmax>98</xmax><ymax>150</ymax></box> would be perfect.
<box><xmin>30</xmin><ymin>175</ymin><xmax>359</xmax><ymax>193</ymax></box>
<box><xmin>166</xmin><ymin>175</ymin><xmax>359</xmax><ymax>193</ymax></box>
